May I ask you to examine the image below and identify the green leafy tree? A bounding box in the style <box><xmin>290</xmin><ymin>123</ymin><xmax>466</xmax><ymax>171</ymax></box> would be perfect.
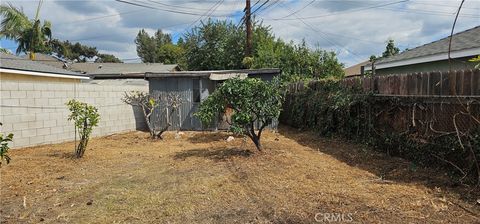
<box><xmin>134</xmin><ymin>19</ymin><xmax>343</xmax><ymax>80</ymax></box>
<box><xmin>183</xmin><ymin>19</ymin><xmax>244</xmax><ymax>70</ymax></box>
<box><xmin>154</xmin><ymin>29</ymin><xmax>172</xmax><ymax>47</ymax></box>
<box><xmin>196</xmin><ymin>78</ymin><xmax>283</xmax><ymax>151</ymax></box>
<box><xmin>135</xmin><ymin>29</ymin><xmax>184</xmax><ymax>64</ymax></box>
<box><xmin>252</xmin><ymin>37</ymin><xmax>344</xmax><ymax>81</ymax></box>
<box><xmin>66</xmin><ymin>100</ymin><xmax>100</xmax><ymax>158</ymax></box>
<box><xmin>49</xmin><ymin>39</ymin><xmax>121</xmax><ymax>62</ymax></box>
<box><xmin>49</xmin><ymin>39</ymin><xmax>98</xmax><ymax>62</ymax></box>
<box><xmin>0</xmin><ymin>3</ymin><xmax>51</xmax><ymax>59</ymax></box>
<box><xmin>0</xmin><ymin>122</ymin><xmax>13</xmax><ymax>166</ymax></box>
<box><xmin>382</xmin><ymin>39</ymin><xmax>400</xmax><ymax>58</ymax></box>
<box><xmin>157</xmin><ymin>43</ymin><xmax>185</xmax><ymax>64</ymax></box>
<box><xmin>95</xmin><ymin>53</ymin><xmax>123</xmax><ymax>63</ymax></box>
<box><xmin>135</xmin><ymin>29</ymin><xmax>157</xmax><ymax>63</ymax></box>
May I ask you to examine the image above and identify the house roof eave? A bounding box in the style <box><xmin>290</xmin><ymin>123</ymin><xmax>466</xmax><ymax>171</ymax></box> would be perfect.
<box><xmin>365</xmin><ymin>47</ymin><xmax>480</xmax><ymax>71</ymax></box>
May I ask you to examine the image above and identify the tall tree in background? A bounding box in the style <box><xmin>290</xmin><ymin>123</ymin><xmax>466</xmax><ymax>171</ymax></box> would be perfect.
<box><xmin>95</xmin><ymin>53</ymin><xmax>123</xmax><ymax>63</ymax></box>
<box><xmin>135</xmin><ymin>29</ymin><xmax>184</xmax><ymax>64</ymax></box>
<box><xmin>134</xmin><ymin>19</ymin><xmax>344</xmax><ymax>81</ymax></box>
<box><xmin>382</xmin><ymin>39</ymin><xmax>400</xmax><ymax>58</ymax></box>
<box><xmin>0</xmin><ymin>3</ymin><xmax>51</xmax><ymax>59</ymax></box>
<box><xmin>49</xmin><ymin>39</ymin><xmax>98</xmax><ymax>62</ymax></box>
<box><xmin>183</xmin><ymin>20</ymin><xmax>244</xmax><ymax>70</ymax></box>
<box><xmin>135</xmin><ymin>29</ymin><xmax>157</xmax><ymax>63</ymax></box>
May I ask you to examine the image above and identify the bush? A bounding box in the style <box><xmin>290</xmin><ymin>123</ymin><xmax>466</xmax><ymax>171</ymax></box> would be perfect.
<box><xmin>66</xmin><ymin>100</ymin><xmax>100</xmax><ymax>158</ymax></box>
<box><xmin>196</xmin><ymin>78</ymin><xmax>283</xmax><ymax>151</ymax></box>
<box><xmin>0</xmin><ymin>122</ymin><xmax>13</xmax><ymax>166</ymax></box>
<box><xmin>122</xmin><ymin>91</ymin><xmax>182</xmax><ymax>139</ymax></box>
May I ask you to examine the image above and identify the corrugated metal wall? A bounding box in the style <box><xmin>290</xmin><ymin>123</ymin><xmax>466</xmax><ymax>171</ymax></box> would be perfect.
<box><xmin>149</xmin><ymin>77</ymin><xmax>278</xmax><ymax>131</ymax></box>
<box><xmin>150</xmin><ymin>77</ymin><xmax>204</xmax><ymax>130</ymax></box>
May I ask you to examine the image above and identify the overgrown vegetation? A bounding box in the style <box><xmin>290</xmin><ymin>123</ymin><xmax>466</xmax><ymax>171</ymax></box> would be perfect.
<box><xmin>122</xmin><ymin>91</ymin><xmax>182</xmax><ymax>139</ymax></box>
<box><xmin>196</xmin><ymin>78</ymin><xmax>283</xmax><ymax>151</ymax></box>
<box><xmin>281</xmin><ymin>80</ymin><xmax>480</xmax><ymax>186</ymax></box>
<box><xmin>66</xmin><ymin>100</ymin><xmax>100</xmax><ymax>158</ymax></box>
<box><xmin>136</xmin><ymin>19</ymin><xmax>345</xmax><ymax>82</ymax></box>
<box><xmin>0</xmin><ymin>122</ymin><xmax>13</xmax><ymax>166</ymax></box>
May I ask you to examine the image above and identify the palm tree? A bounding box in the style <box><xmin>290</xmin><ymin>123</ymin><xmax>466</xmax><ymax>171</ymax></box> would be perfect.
<box><xmin>0</xmin><ymin>1</ymin><xmax>51</xmax><ymax>60</ymax></box>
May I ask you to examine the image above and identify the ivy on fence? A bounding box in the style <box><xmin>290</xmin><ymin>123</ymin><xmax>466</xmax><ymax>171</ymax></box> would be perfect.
<box><xmin>281</xmin><ymin>79</ymin><xmax>480</xmax><ymax>187</ymax></box>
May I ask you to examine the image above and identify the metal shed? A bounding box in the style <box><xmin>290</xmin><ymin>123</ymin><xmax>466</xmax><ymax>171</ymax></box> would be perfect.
<box><xmin>145</xmin><ymin>69</ymin><xmax>281</xmax><ymax>131</ymax></box>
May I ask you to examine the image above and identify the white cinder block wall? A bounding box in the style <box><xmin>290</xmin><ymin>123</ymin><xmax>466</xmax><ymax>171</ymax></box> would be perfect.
<box><xmin>0</xmin><ymin>79</ymin><xmax>148</xmax><ymax>148</ymax></box>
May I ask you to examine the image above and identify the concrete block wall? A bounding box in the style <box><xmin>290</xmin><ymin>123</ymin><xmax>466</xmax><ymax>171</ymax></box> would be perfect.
<box><xmin>0</xmin><ymin>79</ymin><xmax>147</xmax><ymax>148</ymax></box>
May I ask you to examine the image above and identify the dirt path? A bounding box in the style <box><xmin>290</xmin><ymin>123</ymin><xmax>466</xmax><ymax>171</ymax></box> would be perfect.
<box><xmin>1</xmin><ymin>126</ymin><xmax>479</xmax><ymax>223</ymax></box>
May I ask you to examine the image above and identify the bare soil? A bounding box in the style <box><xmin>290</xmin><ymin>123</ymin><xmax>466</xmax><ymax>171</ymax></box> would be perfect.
<box><xmin>1</xmin><ymin>126</ymin><xmax>479</xmax><ymax>223</ymax></box>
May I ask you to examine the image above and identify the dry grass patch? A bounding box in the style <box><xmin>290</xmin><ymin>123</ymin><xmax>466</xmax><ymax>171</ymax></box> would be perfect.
<box><xmin>1</xmin><ymin>126</ymin><xmax>479</xmax><ymax>223</ymax></box>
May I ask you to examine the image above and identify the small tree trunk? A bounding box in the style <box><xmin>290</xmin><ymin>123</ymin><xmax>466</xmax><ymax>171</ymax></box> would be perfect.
<box><xmin>251</xmin><ymin>134</ymin><xmax>262</xmax><ymax>151</ymax></box>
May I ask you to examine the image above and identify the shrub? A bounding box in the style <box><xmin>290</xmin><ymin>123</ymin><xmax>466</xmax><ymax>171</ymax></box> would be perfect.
<box><xmin>196</xmin><ymin>78</ymin><xmax>283</xmax><ymax>151</ymax></box>
<box><xmin>122</xmin><ymin>91</ymin><xmax>182</xmax><ymax>139</ymax></box>
<box><xmin>66</xmin><ymin>100</ymin><xmax>100</xmax><ymax>158</ymax></box>
<box><xmin>0</xmin><ymin>122</ymin><xmax>13</xmax><ymax>166</ymax></box>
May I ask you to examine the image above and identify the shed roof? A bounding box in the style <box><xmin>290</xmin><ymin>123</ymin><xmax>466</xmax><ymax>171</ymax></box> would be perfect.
<box><xmin>145</xmin><ymin>68</ymin><xmax>281</xmax><ymax>79</ymax></box>
<box><xmin>370</xmin><ymin>26</ymin><xmax>480</xmax><ymax>70</ymax></box>
<box><xmin>0</xmin><ymin>52</ymin><xmax>88</xmax><ymax>79</ymax></box>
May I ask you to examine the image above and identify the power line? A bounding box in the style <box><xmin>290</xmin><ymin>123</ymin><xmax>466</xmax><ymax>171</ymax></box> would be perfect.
<box><xmin>277</xmin><ymin>3</ymin><xmax>365</xmax><ymax>63</ymax></box>
<box><xmin>256</xmin><ymin>0</ymin><xmax>281</xmax><ymax>14</ymax></box>
<box><xmin>271</xmin><ymin>0</ymin><xmax>479</xmax><ymax>20</ymax></box>
<box><xmin>172</xmin><ymin>0</ymin><xmax>225</xmax><ymax>40</ymax></box>
<box><xmin>448</xmin><ymin>0</ymin><xmax>466</xmax><ymax>71</ymax></box>
<box><xmin>251</xmin><ymin>0</ymin><xmax>270</xmax><ymax>15</ymax></box>
<box><xmin>409</xmin><ymin>1</ymin><xmax>480</xmax><ymax>10</ymax></box>
<box><xmin>146</xmin><ymin>0</ymin><xmax>232</xmax><ymax>12</ymax></box>
<box><xmin>114</xmin><ymin>0</ymin><xmax>231</xmax><ymax>17</ymax></box>
<box><xmin>270</xmin><ymin>0</ymin><xmax>410</xmax><ymax>21</ymax></box>
<box><xmin>370</xmin><ymin>5</ymin><xmax>479</xmax><ymax>18</ymax></box>
<box><xmin>69</xmin><ymin>21</ymin><xmax>194</xmax><ymax>42</ymax></box>
<box><xmin>55</xmin><ymin>10</ymin><xmax>144</xmax><ymax>26</ymax></box>
<box><xmin>275</xmin><ymin>0</ymin><xmax>315</xmax><ymax>19</ymax></box>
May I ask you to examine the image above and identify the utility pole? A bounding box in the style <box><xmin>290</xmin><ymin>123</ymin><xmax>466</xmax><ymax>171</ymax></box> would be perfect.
<box><xmin>245</xmin><ymin>0</ymin><xmax>252</xmax><ymax>57</ymax></box>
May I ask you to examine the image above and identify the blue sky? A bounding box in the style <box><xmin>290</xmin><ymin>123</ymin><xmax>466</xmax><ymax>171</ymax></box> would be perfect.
<box><xmin>1</xmin><ymin>0</ymin><xmax>479</xmax><ymax>66</ymax></box>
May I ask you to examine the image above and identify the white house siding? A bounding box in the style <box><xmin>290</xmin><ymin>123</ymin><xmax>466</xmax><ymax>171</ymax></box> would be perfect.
<box><xmin>0</xmin><ymin>78</ymin><xmax>148</xmax><ymax>149</ymax></box>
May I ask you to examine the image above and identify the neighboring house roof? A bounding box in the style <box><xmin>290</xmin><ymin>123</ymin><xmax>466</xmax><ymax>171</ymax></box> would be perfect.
<box><xmin>70</xmin><ymin>63</ymin><xmax>180</xmax><ymax>76</ymax></box>
<box><xmin>344</xmin><ymin>61</ymin><xmax>369</xmax><ymax>77</ymax></box>
<box><xmin>366</xmin><ymin>26</ymin><xmax>480</xmax><ymax>70</ymax></box>
<box><xmin>23</xmin><ymin>53</ymin><xmax>70</xmax><ymax>69</ymax></box>
<box><xmin>0</xmin><ymin>52</ymin><xmax>89</xmax><ymax>79</ymax></box>
<box><xmin>146</xmin><ymin>68</ymin><xmax>281</xmax><ymax>80</ymax></box>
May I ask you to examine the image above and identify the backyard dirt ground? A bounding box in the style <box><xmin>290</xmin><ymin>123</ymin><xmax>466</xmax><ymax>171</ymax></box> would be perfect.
<box><xmin>1</xmin><ymin>126</ymin><xmax>479</xmax><ymax>223</ymax></box>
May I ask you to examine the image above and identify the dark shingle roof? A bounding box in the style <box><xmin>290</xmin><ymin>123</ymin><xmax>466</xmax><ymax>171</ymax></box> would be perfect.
<box><xmin>0</xmin><ymin>52</ymin><xmax>86</xmax><ymax>77</ymax></box>
<box><xmin>376</xmin><ymin>26</ymin><xmax>480</xmax><ymax>65</ymax></box>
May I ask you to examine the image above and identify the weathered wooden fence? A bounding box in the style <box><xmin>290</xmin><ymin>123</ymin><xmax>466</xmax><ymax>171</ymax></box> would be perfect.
<box><xmin>281</xmin><ymin>69</ymin><xmax>480</xmax><ymax>136</ymax></box>
<box><xmin>291</xmin><ymin>69</ymin><xmax>480</xmax><ymax>96</ymax></box>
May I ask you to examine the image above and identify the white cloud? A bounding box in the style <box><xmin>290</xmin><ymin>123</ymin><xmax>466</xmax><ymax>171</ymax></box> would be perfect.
<box><xmin>2</xmin><ymin>0</ymin><xmax>479</xmax><ymax>66</ymax></box>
